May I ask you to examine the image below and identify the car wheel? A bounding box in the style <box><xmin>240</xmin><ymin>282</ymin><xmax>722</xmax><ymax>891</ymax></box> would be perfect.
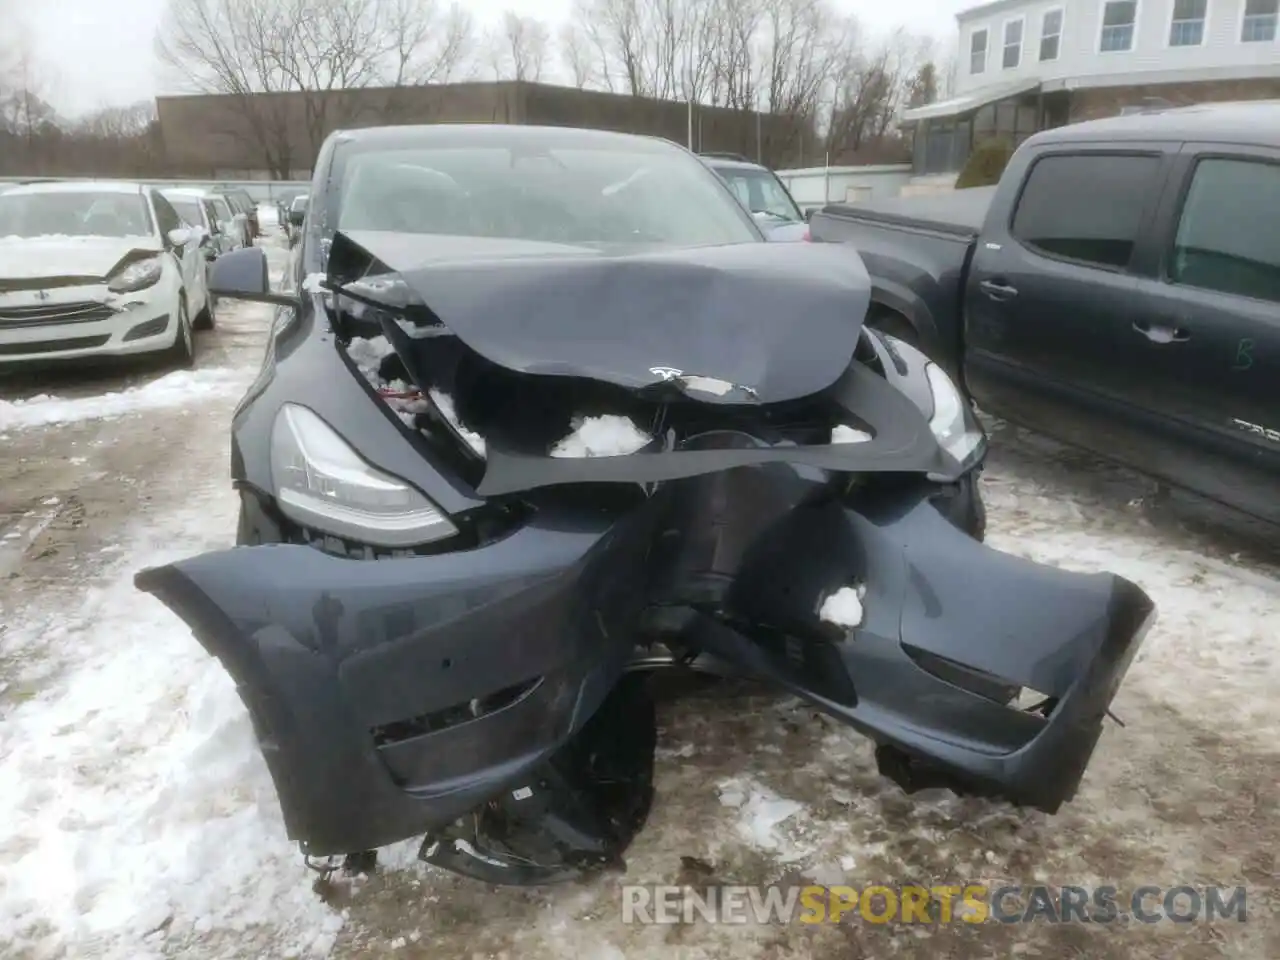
<box><xmin>195</xmin><ymin>294</ymin><xmax>215</xmax><ymax>331</ymax></box>
<box><xmin>167</xmin><ymin>296</ymin><xmax>195</xmax><ymax>369</ymax></box>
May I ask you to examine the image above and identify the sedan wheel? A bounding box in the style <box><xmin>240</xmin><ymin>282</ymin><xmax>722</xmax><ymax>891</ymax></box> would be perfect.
<box><xmin>168</xmin><ymin>296</ymin><xmax>195</xmax><ymax>369</ymax></box>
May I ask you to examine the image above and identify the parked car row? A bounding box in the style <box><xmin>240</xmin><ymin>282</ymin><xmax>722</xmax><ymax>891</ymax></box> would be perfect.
<box><xmin>807</xmin><ymin>99</ymin><xmax>1280</xmax><ymax>529</ymax></box>
<box><xmin>0</xmin><ymin>180</ymin><xmax>216</xmax><ymax>368</ymax></box>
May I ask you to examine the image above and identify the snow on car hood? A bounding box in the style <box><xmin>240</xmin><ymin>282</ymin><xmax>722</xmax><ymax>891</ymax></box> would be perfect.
<box><xmin>0</xmin><ymin>234</ymin><xmax>160</xmax><ymax>282</ymax></box>
<box><xmin>329</xmin><ymin>230</ymin><xmax>872</xmax><ymax>405</ymax></box>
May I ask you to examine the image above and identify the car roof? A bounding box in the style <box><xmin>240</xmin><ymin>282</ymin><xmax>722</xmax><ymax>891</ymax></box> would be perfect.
<box><xmin>703</xmin><ymin>157</ymin><xmax>771</xmax><ymax>173</ymax></box>
<box><xmin>1030</xmin><ymin>99</ymin><xmax>1280</xmax><ymax>149</ymax></box>
<box><xmin>328</xmin><ymin>123</ymin><xmax>689</xmax><ymax>155</ymax></box>
<box><xmin>162</xmin><ymin>187</ymin><xmax>216</xmax><ymax>199</ymax></box>
<box><xmin>5</xmin><ymin>180</ymin><xmax>148</xmax><ymax>196</ymax></box>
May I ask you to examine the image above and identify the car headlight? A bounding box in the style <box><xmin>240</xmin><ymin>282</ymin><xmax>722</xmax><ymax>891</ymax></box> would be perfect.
<box><xmin>924</xmin><ymin>362</ymin><xmax>985</xmax><ymax>472</ymax></box>
<box><xmin>270</xmin><ymin>403</ymin><xmax>457</xmax><ymax>548</ymax></box>
<box><xmin>106</xmin><ymin>256</ymin><xmax>164</xmax><ymax>293</ymax></box>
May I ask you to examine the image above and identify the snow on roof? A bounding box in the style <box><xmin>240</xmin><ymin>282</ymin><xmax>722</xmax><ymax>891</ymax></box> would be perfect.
<box><xmin>6</xmin><ymin>180</ymin><xmax>147</xmax><ymax>196</ymax></box>
<box><xmin>161</xmin><ymin>187</ymin><xmax>215</xmax><ymax>199</ymax></box>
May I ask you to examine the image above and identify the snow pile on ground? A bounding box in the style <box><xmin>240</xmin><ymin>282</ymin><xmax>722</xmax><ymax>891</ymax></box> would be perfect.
<box><xmin>831</xmin><ymin>425</ymin><xmax>872</xmax><ymax>444</ymax></box>
<box><xmin>550</xmin><ymin>415</ymin><xmax>651</xmax><ymax>458</ymax></box>
<box><xmin>717</xmin><ymin>778</ymin><xmax>808</xmax><ymax>857</ymax></box>
<box><xmin>0</xmin><ymin>368</ymin><xmax>248</xmax><ymax>432</ymax></box>
<box><xmin>256</xmin><ymin>204</ymin><xmax>278</xmax><ymax>229</ymax></box>
<box><xmin>0</xmin><ymin>502</ymin><xmax>344</xmax><ymax>960</ymax></box>
<box><xmin>818</xmin><ymin>585</ymin><xmax>865</xmax><ymax>627</ymax></box>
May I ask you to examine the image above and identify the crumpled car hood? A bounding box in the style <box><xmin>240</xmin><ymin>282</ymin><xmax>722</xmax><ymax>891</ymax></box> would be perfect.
<box><xmin>0</xmin><ymin>235</ymin><xmax>160</xmax><ymax>283</ymax></box>
<box><xmin>331</xmin><ymin>230</ymin><xmax>871</xmax><ymax>405</ymax></box>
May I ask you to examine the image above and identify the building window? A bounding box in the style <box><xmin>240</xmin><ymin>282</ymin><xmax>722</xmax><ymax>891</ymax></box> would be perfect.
<box><xmin>1170</xmin><ymin>158</ymin><xmax>1280</xmax><ymax>304</ymax></box>
<box><xmin>1242</xmin><ymin>0</ymin><xmax>1279</xmax><ymax>41</ymax></box>
<box><xmin>1169</xmin><ymin>0</ymin><xmax>1208</xmax><ymax>45</ymax></box>
<box><xmin>970</xmin><ymin>28</ymin><xmax>989</xmax><ymax>73</ymax></box>
<box><xmin>1003</xmin><ymin>19</ymin><xmax>1025</xmax><ymax>67</ymax></box>
<box><xmin>1040</xmin><ymin>8</ymin><xmax>1064</xmax><ymax>60</ymax></box>
<box><xmin>1100</xmin><ymin>0</ymin><xmax>1138</xmax><ymax>51</ymax></box>
<box><xmin>1012</xmin><ymin>153</ymin><xmax>1163</xmax><ymax>269</ymax></box>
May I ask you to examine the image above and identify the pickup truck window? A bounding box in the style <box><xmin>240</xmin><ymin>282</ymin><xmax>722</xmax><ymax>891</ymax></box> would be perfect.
<box><xmin>1170</xmin><ymin>158</ymin><xmax>1280</xmax><ymax>304</ymax></box>
<box><xmin>1011</xmin><ymin>153</ymin><xmax>1161</xmax><ymax>270</ymax></box>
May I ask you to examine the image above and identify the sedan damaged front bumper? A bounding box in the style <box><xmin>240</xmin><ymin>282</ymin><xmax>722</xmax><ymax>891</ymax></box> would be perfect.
<box><xmin>135</xmin><ymin>482</ymin><xmax>1154</xmax><ymax>863</ymax></box>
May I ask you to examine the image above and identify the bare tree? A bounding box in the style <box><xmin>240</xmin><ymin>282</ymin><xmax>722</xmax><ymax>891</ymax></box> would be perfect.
<box><xmin>558</xmin><ymin>21</ymin><xmax>598</xmax><ymax>89</ymax></box>
<box><xmin>904</xmin><ymin>61</ymin><xmax>938</xmax><ymax>108</ymax></box>
<box><xmin>823</xmin><ymin>27</ymin><xmax>928</xmax><ymax>162</ymax></box>
<box><xmin>487</xmin><ymin>11</ymin><xmax>551</xmax><ymax>82</ymax></box>
<box><xmin>155</xmin><ymin>0</ymin><xmax>478</xmax><ymax>176</ymax></box>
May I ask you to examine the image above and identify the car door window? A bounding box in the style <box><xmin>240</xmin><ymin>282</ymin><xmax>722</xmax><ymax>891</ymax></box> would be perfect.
<box><xmin>152</xmin><ymin>192</ymin><xmax>183</xmax><ymax>241</ymax></box>
<box><xmin>1011</xmin><ymin>153</ymin><xmax>1162</xmax><ymax>269</ymax></box>
<box><xmin>1168</xmin><ymin>157</ymin><xmax>1280</xmax><ymax>304</ymax></box>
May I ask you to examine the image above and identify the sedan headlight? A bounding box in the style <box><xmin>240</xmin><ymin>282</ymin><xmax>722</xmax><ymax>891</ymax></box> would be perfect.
<box><xmin>270</xmin><ymin>403</ymin><xmax>457</xmax><ymax>547</ymax></box>
<box><xmin>107</xmin><ymin>256</ymin><xmax>164</xmax><ymax>293</ymax></box>
<box><xmin>924</xmin><ymin>362</ymin><xmax>985</xmax><ymax>472</ymax></box>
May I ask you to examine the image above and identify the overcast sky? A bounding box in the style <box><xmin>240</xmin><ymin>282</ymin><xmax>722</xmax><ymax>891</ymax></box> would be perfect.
<box><xmin>26</xmin><ymin>0</ymin><xmax>971</xmax><ymax>116</ymax></box>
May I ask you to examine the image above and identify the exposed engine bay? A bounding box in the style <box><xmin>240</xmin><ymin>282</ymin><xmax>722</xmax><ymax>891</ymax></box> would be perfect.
<box><xmin>136</xmin><ymin>230</ymin><xmax>1157</xmax><ymax>887</ymax></box>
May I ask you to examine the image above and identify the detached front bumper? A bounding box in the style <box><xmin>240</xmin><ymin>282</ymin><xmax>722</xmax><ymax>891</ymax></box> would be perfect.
<box><xmin>137</xmin><ymin>477</ymin><xmax>1154</xmax><ymax>858</ymax></box>
<box><xmin>136</xmin><ymin>506</ymin><xmax>660</xmax><ymax>856</ymax></box>
<box><xmin>700</xmin><ymin>486</ymin><xmax>1155</xmax><ymax>812</ymax></box>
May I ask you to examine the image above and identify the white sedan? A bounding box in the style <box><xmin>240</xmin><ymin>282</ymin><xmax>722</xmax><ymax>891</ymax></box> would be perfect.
<box><xmin>0</xmin><ymin>180</ymin><xmax>212</xmax><ymax>367</ymax></box>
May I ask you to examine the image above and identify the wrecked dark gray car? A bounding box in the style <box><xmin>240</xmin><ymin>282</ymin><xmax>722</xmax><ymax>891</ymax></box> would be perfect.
<box><xmin>134</xmin><ymin>125</ymin><xmax>1156</xmax><ymax>886</ymax></box>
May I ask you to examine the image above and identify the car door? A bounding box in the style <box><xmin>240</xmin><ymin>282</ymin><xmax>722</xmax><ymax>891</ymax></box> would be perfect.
<box><xmin>212</xmin><ymin>198</ymin><xmax>239</xmax><ymax>250</ymax></box>
<box><xmin>152</xmin><ymin>191</ymin><xmax>205</xmax><ymax>316</ymax></box>
<box><xmin>1122</xmin><ymin>145</ymin><xmax>1280</xmax><ymax>521</ymax></box>
<box><xmin>201</xmin><ymin>200</ymin><xmax>227</xmax><ymax>255</ymax></box>
<box><xmin>963</xmin><ymin>145</ymin><xmax>1176</xmax><ymax>459</ymax></box>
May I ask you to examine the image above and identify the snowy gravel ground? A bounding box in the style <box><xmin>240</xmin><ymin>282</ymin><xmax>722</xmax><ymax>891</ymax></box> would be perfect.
<box><xmin>0</xmin><ymin>238</ymin><xmax>1276</xmax><ymax>959</ymax></box>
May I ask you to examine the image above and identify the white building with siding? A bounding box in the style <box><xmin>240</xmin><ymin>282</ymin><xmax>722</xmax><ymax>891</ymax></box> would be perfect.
<box><xmin>903</xmin><ymin>0</ymin><xmax>1280</xmax><ymax>176</ymax></box>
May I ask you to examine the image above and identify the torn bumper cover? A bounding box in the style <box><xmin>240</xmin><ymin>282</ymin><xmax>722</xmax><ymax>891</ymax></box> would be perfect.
<box><xmin>135</xmin><ymin>481</ymin><xmax>1153</xmax><ymax>858</ymax></box>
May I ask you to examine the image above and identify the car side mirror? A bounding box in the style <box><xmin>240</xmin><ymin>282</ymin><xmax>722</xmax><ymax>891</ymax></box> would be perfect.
<box><xmin>803</xmin><ymin>208</ymin><xmax>815</xmax><ymax>222</ymax></box>
<box><xmin>209</xmin><ymin>247</ymin><xmax>297</xmax><ymax>306</ymax></box>
<box><xmin>167</xmin><ymin>227</ymin><xmax>192</xmax><ymax>247</ymax></box>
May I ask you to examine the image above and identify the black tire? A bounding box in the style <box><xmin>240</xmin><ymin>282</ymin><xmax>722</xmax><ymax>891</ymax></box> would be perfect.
<box><xmin>194</xmin><ymin>294</ymin><xmax>215</xmax><ymax>331</ymax></box>
<box><xmin>167</xmin><ymin>296</ymin><xmax>195</xmax><ymax>369</ymax></box>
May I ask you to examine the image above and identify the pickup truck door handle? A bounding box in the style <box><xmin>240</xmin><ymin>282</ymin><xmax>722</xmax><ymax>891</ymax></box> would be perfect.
<box><xmin>978</xmin><ymin>280</ymin><xmax>1019</xmax><ymax>301</ymax></box>
<box><xmin>1132</xmin><ymin>319</ymin><xmax>1190</xmax><ymax>344</ymax></box>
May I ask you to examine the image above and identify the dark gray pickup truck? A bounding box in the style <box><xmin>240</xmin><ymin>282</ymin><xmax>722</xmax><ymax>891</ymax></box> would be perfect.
<box><xmin>809</xmin><ymin>100</ymin><xmax>1280</xmax><ymax>526</ymax></box>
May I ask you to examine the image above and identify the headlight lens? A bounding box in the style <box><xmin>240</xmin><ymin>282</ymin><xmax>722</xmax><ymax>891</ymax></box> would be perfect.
<box><xmin>270</xmin><ymin>403</ymin><xmax>457</xmax><ymax>547</ymax></box>
<box><xmin>107</xmin><ymin>256</ymin><xmax>164</xmax><ymax>293</ymax></box>
<box><xmin>924</xmin><ymin>362</ymin><xmax>984</xmax><ymax>470</ymax></box>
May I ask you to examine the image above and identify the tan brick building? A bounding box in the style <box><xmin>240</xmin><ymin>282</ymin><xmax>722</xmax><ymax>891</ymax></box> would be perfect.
<box><xmin>155</xmin><ymin>81</ymin><xmax>812</xmax><ymax>179</ymax></box>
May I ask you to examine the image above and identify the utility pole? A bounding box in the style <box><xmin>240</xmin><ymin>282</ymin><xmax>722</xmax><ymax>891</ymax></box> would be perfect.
<box><xmin>686</xmin><ymin>66</ymin><xmax>694</xmax><ymax>150</ymax></box>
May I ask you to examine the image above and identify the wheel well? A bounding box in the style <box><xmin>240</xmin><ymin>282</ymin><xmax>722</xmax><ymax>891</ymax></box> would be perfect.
<box><xmin>866</xmin><ymin>305</ymin><xmax>919</xmax><ymax>347</ymax></box>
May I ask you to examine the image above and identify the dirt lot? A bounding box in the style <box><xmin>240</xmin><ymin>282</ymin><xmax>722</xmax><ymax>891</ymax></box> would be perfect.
<box><xmin>0</xmin><ymin>235</ymin><xmax>1276</xmax><ymax>959</ymax></box>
